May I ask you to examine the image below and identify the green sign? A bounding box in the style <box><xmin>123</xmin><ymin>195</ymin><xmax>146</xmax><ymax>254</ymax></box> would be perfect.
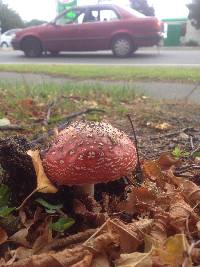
<box><xmin>57</xmin><ymin>0</ymin><xmax>77</xmax><ymax>20</ymax></box>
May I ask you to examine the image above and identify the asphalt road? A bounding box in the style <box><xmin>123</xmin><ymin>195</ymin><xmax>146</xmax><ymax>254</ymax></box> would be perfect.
<box><xmin>0</xmin><ymin>47</ymin><xmax>200</xmax><ymax>65</ymax></box>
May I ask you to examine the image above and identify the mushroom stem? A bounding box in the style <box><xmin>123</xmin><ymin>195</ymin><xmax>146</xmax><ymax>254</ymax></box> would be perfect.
<box><xmin>81</xmin><ymin>184</ymin><xmax>94</xmax><ymax>197</ymax></box>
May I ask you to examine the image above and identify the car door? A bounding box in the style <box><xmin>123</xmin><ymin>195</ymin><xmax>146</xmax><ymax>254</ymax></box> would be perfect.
<box><xmin>76</xmin><ymin>7</ymin><xmax>120</xmax><ymax>51</ymax></box>
<box><xmin>41</xmin><ymin>8</ymin><xmax>86</xmax><ymax>52</ymax></box>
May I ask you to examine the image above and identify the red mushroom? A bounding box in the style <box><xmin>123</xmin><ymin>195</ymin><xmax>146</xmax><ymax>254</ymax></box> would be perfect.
<box><xmin>42</xmin><ymin>121</ymin><xmax>137</xmax><ymax>195</ymax></box>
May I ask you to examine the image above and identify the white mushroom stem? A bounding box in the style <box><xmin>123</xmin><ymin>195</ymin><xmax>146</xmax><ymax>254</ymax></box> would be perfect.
<box><xmin>80</xmin><ymin>184</ymin><xmax>94</xmax><ymax>197</ymax></box>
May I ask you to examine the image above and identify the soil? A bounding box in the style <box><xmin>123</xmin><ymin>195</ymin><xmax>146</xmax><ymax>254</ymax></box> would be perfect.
<box><xmin>110</xmin><ymin>99</ymin><xmax>200</xmax><ymax>159</ymax></box>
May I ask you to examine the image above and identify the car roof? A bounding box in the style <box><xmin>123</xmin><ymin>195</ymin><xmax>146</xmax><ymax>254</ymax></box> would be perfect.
<box><xmin>75</xmin><ymin>4</ymin><xmax>118</xmax><ymax>9</ymax></box>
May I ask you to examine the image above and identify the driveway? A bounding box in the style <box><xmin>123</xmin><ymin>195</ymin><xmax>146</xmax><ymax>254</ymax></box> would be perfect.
<box><xmin>0</xmin><ymin>47</ymin><xmax>200</xmax><ymax>66</ymax></box>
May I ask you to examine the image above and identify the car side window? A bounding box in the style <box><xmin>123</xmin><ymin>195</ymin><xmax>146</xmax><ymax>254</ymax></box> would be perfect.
<box><xmin>56</xmin><ymin>9</ymin><xmax>86</xmax><ymax>25</ymax></box>
<box><xmin>100</xmin><ymin>9</ymin><xmax>119</xmax><ymax>22</ymax></box>
<box><xmin>83</xmin><ymin>10</ymin><xmax>99</xmax><ymax>23</ymax></box>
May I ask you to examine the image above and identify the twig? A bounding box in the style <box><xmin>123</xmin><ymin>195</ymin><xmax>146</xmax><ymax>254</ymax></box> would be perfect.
<box><xmin>0</xmin><ymin>125</ymin><xmax>24</xmax><ymax>131</ymax></box>
<box><xmin>43</xmin><ymin>100</ymin><xmax>55</xmax><ymax>126</ymax></box>
<box><xmin>127</xmin><ymin>114</ymin><xmax>142</xmax><ymax>184</ymax></box>
<box><xmin>182</xmin><ymin>240</ymin><xmax>200</xmax><ymax>267</ymax></box>
<box><xmin>31</xmin><ymin>108</ymin><xmax>105</xmax><ymax>146</ymax></box>
<box><xmin>42</xmin><ymin>229</ymin><xmax>96</xmax><ymax>252</ymax></box>
<box><xmin>184</xmin><ymin>83</ymin><xmax>200</xmax><ymax>103</ymax></box>
<box><xmin>190</xmin><ymin>136</ymin><xmax>194</xmax><ymax>150</ymax></box>
<box><xmin>16</xmin><ymin>186</ymin><xmax>47</xmax><ymax>211</ymax></box>
<box><xmin>151</xmin><ymin>127</ymin><xmax>196</xmax><ymax>140</ymax></box>
<box><xmin>83</xmin><ymin>219</ymin><xmax>110</xmax><ymax>246</ymax></box>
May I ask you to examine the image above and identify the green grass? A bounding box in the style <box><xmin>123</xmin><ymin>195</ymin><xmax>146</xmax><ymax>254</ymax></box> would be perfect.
<box><xmin>0</xmin><ymin>64</ymin><xmax>200</xmax><ymax>82</ymax></box>
<box><xmin>0</xmin><ymin>80</ymin><xmax>138</xmax><ymax>138</ymax></box>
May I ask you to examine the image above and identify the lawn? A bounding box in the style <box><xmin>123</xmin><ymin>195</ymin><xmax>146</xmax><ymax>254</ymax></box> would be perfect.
<box><xmin>0</xmin><ymin>80</ymin><xmax>138</xmax><ymax>139</ymax></box>
<box><xmin>0</xmin><ymin>64</ymin><xmax>200</xmax><ymax>82</ymax></box>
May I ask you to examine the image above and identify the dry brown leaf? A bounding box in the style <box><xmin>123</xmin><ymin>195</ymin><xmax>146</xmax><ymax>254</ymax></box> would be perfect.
<box><xmin>5</xmin><ymin>230</ymin><xmax>118</xmax><ymax>267</ymax></box>
<box><xmin>92</xmin><ymin>254</ymin><xmax>110</xmax><ymax>267</ymax></box>
<box><xmin>19</xmin><ymin>207</ymin><xmax>44</xmax><ymax>229</ymax></box>
<box><xmin>85</xmin><ymin>231</ymin><xmax>120</xmax><ymax>254</ymax></box>
<box><xmin>147</xmin><ymin>122</ymin><xmax>171</xmax><ymax>131</ymax></box>
<box><xmin>107</xmin><ymin>219</ymin><xmax>153</xmax><ymax>253</ymax></box>
<box><xmin>9</xmin><ymin>228</ymin><xmax>29</xmax><ymax>247</ymax></box>
<box><xmin>0</xmin><ymin>227</ymin><xmax>8</xmax><ymax>245</ymax></box>
<box><xmin>157</xmin><ymin>152</ymin><xmax>180</xmax><ymax>170</ymax></box>
<box><xmin>191</xmin><ymin>248</ymin><xmax>200</xmax><ymax>265</ymax></box>
<box><xmin>115</xmin><ymin>251</ymin><xmax>152</xmax><ymax>267</ymax></box>
<box><xmin>169</xmin><ymin>194</ymin><xmax>198</xmax><ymax>232</ymax></box>
<box><xmin>11</xmin><ymin>247</ymin><xmax>33</xmax><ymax>262</ymax></box>
<box><xmin>142</xmin><ymin>160</ymin><xmax>166</xmax><ymax>189</ymax></box>
<box><xmin>152</xmin><ymin>234</ymin><xmax>191</xmax><ymax>267</ymax></box>
<box><xmin>149</xmin><ymin>209</ymin><xmax>169</xmax><ymax>245</ymax></box>
<box><xmin>4</xmin><ymin>246</ymin><xmax>90</xmax><ymax>267</ymax></box>
<box><xmin>117</xmin><ymin>186</ymin><xmax>155</xmax><ymax>213</ymax></box>
<box><xmin>72</xmin><ymin>253</ymin><xmax>93</xmax><ymax>267</ymax></box>
<box><xmin>32</xmin><ymin>219</ymin><xmax>53</xmax><ymax>254</ymax></box>
<box><xmin>168</xmin><ymin>169</ymin><xmax>200</xmax><ymax>205</ymax></box>
<box><xmin>73</xmin><ymin>199</ymin><xmax>87</xmax><ymax>215</ymax></box>
<box><xmin>27</xmin><ymin>150</ymin><xmax>57</xmax><ymax>193</ymax></box>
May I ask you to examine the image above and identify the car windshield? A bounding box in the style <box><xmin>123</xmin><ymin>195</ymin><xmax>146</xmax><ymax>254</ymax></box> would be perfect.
<box><xmin>118</xmin><ymin>5</ymin><xmax>146</xmax><ymax>18</ymax></box>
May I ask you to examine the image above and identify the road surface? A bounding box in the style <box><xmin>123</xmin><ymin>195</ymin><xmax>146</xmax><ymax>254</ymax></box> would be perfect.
<box><xmin>0</xmin><ymin>48</ymin><xmax>200</xmax><ymax>66</ymax></box>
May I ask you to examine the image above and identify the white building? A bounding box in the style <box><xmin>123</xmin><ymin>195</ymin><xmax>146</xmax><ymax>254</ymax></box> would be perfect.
<box><xmin>185</xmin><ymin>20</ymin><xmax>200</xmax><ymax>45</ymax></box>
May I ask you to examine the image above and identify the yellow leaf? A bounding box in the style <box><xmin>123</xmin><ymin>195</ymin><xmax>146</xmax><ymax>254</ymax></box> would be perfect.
<box><xmin>27</xmin><ymin>150</ymin><xmax>58</xmax><ymax>193</ymax></box>
<box><xmin>153</xmin><ymin>234</ymin><xmax>189</xmax><ymax>267</ymax></box>
<box><xmin>115</xmin><ymin>252</ymin><xmax>152</xmax><ymax>267</ymax></box>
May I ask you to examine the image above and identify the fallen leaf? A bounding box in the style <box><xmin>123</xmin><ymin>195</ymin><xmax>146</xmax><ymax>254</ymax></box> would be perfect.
<box><xmin>152</xmin><ymin>234</ymin><xmax>190</xmax><ymax>267</ymax></box>
<box><xmin>149</xmin><ymin>209</ymin><xmax>168</xmax><ymax>244</ymax></box>
<box><xmin>92</xmin><ymin>254</ymin><xmax>110</xmax><ymax>267</ymax></box>
<box><xmin>35</xmin><ymin>198</ymin><xmax>63</xmax><ymax>214</ymax></box>
<box><xmin>142</xmin><ymin>160</ymin><xmax>166</xmax><ymax>189</ymax></box>
<box><xmin>0</xmin><ymin>227</ymin><xmax>8</xmax><ymax>245</ymax></box>
<box><xmin>179</xmin><ymin>132</ymin><xmax>190</xmax><ymax>140</ymax></box>
<box><xmin>107</xmin><ymin>219</ymin><xmax>153</xmax><ymax>253</ymax></box>
<box><xmin>0</xmin><ymin>118</ymin><xmax>11</xmax><ymax>127</ymax></box>
<box><xmin>50</xmin><ymin>217</ymin><xmax>75</xmax><ymax>233</ymax></box>
<box><xmin>147</xmin><ymin>122</ymin><xmax>171</xmax><ymax>131</ymax></box>
<box><xmin>117</xmin><ymin>186</ymin><xmax>155</xmax><ymax>214</ymax></box>
<box><xmin>115</xmin><ymin>252</ymin><xmax>152</xmax><ymax>267</ymax></box>
<box><xmin>32</xmin><ymin>219</ymin><xmax>53</xmax><ymax>253</ymax></box>
<box><xmin>27</xmin><ymin>150</ymin><xmax>57</xmax><ymax>193</ymax></box>
<box><xmin>157</xmin><ymin>152</ymin><xmax>180</xmax><ymax>170</ymax></box>
<box><xmin>169</xmin><ymin>193</ymin><xmax>198</xmax><ymax>232</ymax></box>
<box><xmin>9</xmin><ymin>228</ymin><xmax>29</xmax><ymax>247</ymax></box>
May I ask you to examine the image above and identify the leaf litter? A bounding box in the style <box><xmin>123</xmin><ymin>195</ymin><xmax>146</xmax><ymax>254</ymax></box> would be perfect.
<box><xmin>0</xmin><ymin>129</ymin><xmax>199</xmax><ymax>266</ymax></box>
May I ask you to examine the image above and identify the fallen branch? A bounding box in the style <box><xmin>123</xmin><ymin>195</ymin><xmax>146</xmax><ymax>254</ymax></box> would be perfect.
<box><xmin>42</xmin><ymin>229</ymin><xmax>96</xmax><ymax>252</ymax></box>
<box><xmin>43</xmin><ymin>100</ymin><xmax>55</xmax><ymax>126</ymax></box>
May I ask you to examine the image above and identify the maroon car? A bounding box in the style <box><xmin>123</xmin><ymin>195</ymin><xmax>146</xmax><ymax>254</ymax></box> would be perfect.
<box><xmin>12</xmin><ymin>4</ymin><xmax>162</xmax><ymax>57</ymax></box>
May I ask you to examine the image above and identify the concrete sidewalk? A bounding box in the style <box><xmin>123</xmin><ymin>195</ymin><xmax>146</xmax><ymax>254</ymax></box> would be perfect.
<box><xmin>0</xmin><ymin>71</ymin><xmax>199</xmax><ymax>104</ymax></box>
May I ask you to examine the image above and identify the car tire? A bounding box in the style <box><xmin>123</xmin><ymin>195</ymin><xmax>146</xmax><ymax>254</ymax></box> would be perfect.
<box><xmin>22</xmin><ymin>37</ymin><xmax>42</xmax><ymax>58</ymax></box>
<box><xmin>112</xmin><ymin>36</ymin><xmax>134</xmax><ymax>58</ymax></box>
<box><xmin>1</xmin><ymin>42</ymin><xmax>9</xmax><ymax>48</ymax></box>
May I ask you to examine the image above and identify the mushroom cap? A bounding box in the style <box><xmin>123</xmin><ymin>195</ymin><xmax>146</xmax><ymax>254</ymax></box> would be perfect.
<box><xmin>42</xmin><ymin>121</ymin><xmax>137</xmax><ymax>185</ymax></box>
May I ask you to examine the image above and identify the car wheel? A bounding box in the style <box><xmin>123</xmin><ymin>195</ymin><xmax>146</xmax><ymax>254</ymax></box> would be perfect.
<box><xmin>22</xmin><ymin>37</ymin><xmax>42</xmax><ymax>58</ymax></box>
<box><xmin>112</xmin><ymin>36</ymin><xmax>133</xmax><ymax>57</ymax></box>
<box><xmin>1</xmin><ymin>42</ymin><xmax>9</xmax><ymax>48</ymax></box>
